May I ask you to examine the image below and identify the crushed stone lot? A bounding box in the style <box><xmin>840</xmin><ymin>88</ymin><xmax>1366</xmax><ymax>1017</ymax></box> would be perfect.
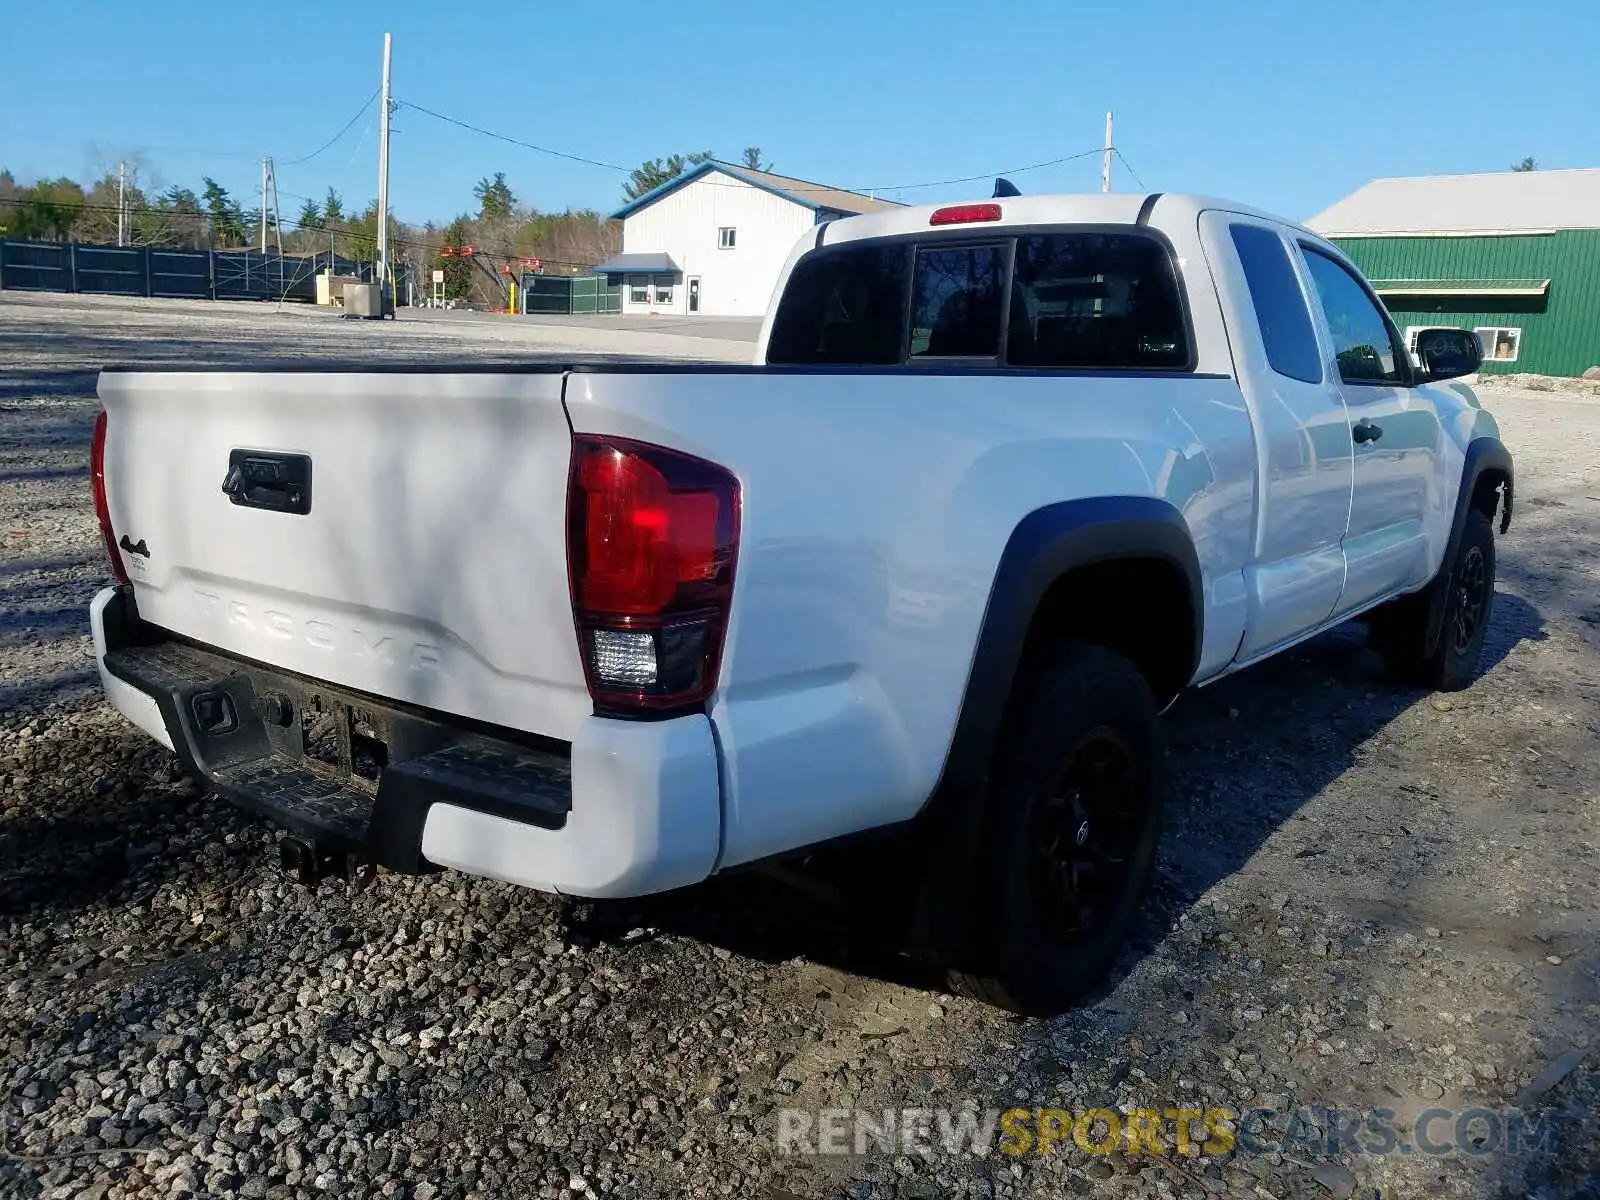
<box><xmin>1</xmin><ymin>293</ymin><xmax>1596</xmax><ymax>1200</ymax></box>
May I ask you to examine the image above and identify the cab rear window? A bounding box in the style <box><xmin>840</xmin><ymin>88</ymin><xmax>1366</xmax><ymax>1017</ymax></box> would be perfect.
<box><xmin>909</xmin><ymin>244</ymin><xmax>1006</xmax><ymax>358</ymax></box>
<box><xmin>765</xmin><ymin>244</ymin><xmax>909</xmax><ymax>365</ymax></box>
<box><xmin>766</xmin><ymin>228</ymin><xmax>1192</xmax><ymax>370</ymax></box>
<box><xmin>1008</xmin><ymin>233</ymin><xmax>1189</xmax><ymax>369</ymax></box>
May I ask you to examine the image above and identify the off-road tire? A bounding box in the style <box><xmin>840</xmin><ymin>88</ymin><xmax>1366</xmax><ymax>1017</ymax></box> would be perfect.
<box><xmin>947</xmin><ymin>644</ymin><xmax>1166</xmax><ymax>1014</ymax></box>
<box><xmin>1371</xmin><ymin>509</ymin><xmax>1496</xmax><ymax>691</ymax></box>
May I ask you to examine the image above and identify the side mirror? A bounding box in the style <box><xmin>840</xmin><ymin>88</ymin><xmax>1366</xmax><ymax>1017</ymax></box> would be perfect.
<box><xmin>1414</xmin><ymin>327</ymin><xmax>1482</xmax><ymax>381</ymax></box>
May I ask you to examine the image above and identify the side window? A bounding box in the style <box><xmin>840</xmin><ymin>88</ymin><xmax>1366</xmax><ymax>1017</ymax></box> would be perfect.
<box><xmin>908</xmin><ymin>244</ymin><xmax>1006</xmax><ymax>358</ymax></box>
<box><xmin>765</xmin><ymin>244</ymin><xmax>910</xmax><ymax>365</ymax></box>
<box><xmin>1228</xmin><ymin>224</ymin><xmax>1322</xmax><ymax>384</ymax></box>
<box><xmin>1006</xmin><ymin>232</ymin><xmax>1189</xmax><ymax>369</ymax></box>
<box><xmin>1300</xmin><ymin>246</ymin><xmax>1405</xmax><ymax>384</ymax></box>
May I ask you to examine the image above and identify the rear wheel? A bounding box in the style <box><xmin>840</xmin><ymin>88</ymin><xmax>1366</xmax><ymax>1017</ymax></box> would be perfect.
<box><xmin>1372</xmin><ymin>509</ymin><xmax>1496</xmax><ymax>691</ymax></box>
<box><xmin>947</xmin><ymin>644</ymin><xmax>1166</xmax><ymax>1014</ymax></box>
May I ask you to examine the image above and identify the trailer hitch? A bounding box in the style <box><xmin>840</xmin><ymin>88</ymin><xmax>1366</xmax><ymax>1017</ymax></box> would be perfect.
<box><xmin>279</xmin><ymin>837</ymin><xmax>377</xmax><ymax>891</ymax></box>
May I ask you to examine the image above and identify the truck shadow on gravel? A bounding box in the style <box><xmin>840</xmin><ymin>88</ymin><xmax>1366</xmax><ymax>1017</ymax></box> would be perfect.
<box><xmin>1124</xmin><ymin>590</ymin><xmax>1543</xmax><ymax>981</ymax></box>
<box><xmin>567</xmin><ymin>593</ymin><xmax>1547</xmax><ymax>1005</ymax></box>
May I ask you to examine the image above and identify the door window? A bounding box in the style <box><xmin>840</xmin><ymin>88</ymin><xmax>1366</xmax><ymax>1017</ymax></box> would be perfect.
<box><xmin>1229</xmin><ymin>224</ymin><xmax>1322</xmax><ymax>384</ymax></box>
<box><xmin>1300</xmin><ymin>246</ymin><xmax>1405</xmax><ymax>384</ymax></box>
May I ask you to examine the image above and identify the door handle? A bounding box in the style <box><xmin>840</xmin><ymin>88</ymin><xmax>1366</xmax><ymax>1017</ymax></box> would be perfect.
<box><xmin>1352</xmin><ymin>420</ymin><xmax>1384</xmax><ymax>445</ymax></box>
<box><xmin>222</xmin><ymin>451</ymin><xmax>313</xmax><ymax>514</ymax></box>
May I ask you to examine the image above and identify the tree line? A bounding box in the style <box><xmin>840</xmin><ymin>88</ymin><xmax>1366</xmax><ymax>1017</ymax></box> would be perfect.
<box><xmin>0</xmin><ymin>144</ymin><xmax>773</xmax><ymax>307</ymax></box>
<box><xmin>0</xmin><ymin>162</ymin><xmax>619</xmax><ymax>307</ymax></box>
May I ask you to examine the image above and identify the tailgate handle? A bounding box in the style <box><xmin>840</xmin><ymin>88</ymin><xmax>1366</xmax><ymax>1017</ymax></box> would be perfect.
<box><xmin>223</xmin><ymin>451</ymin><xmax>312</xmax><ymax>515</ymax></box>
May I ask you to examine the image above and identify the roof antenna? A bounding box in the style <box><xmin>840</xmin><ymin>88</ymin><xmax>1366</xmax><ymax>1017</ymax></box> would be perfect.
<box><xmin>993</xmin><ymin>177</ymin><xmax>1021</xmax><ymax>198</ymax></box>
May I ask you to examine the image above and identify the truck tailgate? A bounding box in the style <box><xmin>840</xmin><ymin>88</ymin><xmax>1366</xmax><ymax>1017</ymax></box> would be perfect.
<box><xmin>98</xmin><ymin>369</ymin><xmax>591</xmax><ymax>741</ymax></box>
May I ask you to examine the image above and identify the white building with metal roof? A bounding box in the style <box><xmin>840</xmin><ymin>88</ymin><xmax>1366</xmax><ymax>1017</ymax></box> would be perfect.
<box><xmin>595</xmin><ymin>162</ymin><xmax>901</xmax><ymax>318</ymax></box>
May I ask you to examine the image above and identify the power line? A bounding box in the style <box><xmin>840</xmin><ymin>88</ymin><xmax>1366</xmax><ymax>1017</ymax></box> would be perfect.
<box><xmin>394</xmin><ymin>97</ymin><xmax>1111</xmax><ymax>198</ymax></box>
<box><xmin>397</xmin><ymin>100</ymin><xmax>632</xmax><ymax>173</ymax></box>
<box><xmin>279</xmin><ymin>90</ymin><xmax>381</xmax><ymax>166</ymax></box>
<box><xmin>867</xmin><ymin>148</ymin><xmax>1107</xmax><ymax>193</ymax></box>
<box><xmin>1113</xmin><ymin>148</ymin><xmax>1148</xmax><ymax>191</ymax></box>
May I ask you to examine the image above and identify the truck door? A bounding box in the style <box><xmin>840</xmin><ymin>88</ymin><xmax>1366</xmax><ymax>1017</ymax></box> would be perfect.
<box><xmin>1200</xmin><ymin>213</ymin><xmax>1354</xmax><ymax>660</ymax></box>
<box><xmin>1295</xmin><ymin>241</ymin><xmax>1442</xmax><ymax>617</ymax></box>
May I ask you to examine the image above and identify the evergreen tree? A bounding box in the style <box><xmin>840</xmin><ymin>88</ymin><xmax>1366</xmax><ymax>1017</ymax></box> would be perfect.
<box><xmin>201</xmin><ymin>177</ymin><xmax>248</xmax><ymax>247</ymax></box>
<box><xmin>622</xmin><ymin>151</ymin><xmax>714</xmax><ymax>201</ymax></box>
<box><xmin>474</xmin><ymin>172</ymin><xmax>515</xmax><ymax>221</ymax></box>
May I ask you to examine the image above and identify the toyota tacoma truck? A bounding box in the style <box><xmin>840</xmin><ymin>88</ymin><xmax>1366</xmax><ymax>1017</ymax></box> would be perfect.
<box><xmin>88</xmin><ymin>192</ymin><xmax>1512</xmax><ymax>1013</ymax></box>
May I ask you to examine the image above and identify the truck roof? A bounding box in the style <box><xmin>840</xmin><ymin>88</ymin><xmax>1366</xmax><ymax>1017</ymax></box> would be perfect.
<box><xmin>818</xmin><ymin>192</ymin><xmax>1304</xmax><ymax>246</ymax></box>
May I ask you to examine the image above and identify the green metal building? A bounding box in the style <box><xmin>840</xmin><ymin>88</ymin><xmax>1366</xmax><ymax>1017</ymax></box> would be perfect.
<box><xmin>1308</xmin><ymin>168</ymin><xmax>1600</xmax><ymax>377</ymax></box>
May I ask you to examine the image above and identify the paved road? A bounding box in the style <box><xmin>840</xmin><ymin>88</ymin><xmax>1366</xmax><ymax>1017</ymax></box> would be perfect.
<box><xmin>413</xmin><ymin>308</ymin><xmax>764</xmax><ymax>344</ymax></box>
<box><xmin>0</xmin><ymin>291</ymin><xmax>757</xmax><ymax>369</ymax></box>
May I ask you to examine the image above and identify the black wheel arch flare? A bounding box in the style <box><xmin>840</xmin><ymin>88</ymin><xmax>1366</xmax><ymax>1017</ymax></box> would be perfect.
<box><xmin>938</xmin><ymin>494</ymin><xmax>1203</xmax><ymax>797</ymax></box>
<box><xmin>1422</xmin><ymin>435</ymin><xmax>1513</xmax><ymax>658</ymax></box>
<box><xmin>903</xmin><ymin>495</ymin><xmax>1202</xmax><ymax>965</ymax></box>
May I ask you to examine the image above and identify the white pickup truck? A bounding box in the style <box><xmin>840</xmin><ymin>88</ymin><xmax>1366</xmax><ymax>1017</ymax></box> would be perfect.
<box><xmin>89</xmin><ymin>192</ymin><xmax>1512</xmax><ymax>1012</ymax></box>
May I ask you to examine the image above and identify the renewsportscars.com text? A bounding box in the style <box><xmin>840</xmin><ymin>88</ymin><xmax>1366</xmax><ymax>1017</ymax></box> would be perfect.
<box><xmin>776</xmin><ymin>1105</ymin><xmax>1554</xmax><ymax>1159</ymax></box>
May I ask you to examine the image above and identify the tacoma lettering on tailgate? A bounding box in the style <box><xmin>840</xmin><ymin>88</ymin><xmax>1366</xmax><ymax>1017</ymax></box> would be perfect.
<box><xmin>191</xmin><ymin>589</ymin><xmax>446</xmax><ymax>677</ymax></box>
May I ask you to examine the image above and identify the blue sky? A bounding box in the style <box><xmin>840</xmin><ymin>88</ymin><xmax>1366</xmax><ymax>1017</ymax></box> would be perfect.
<box><xmin>2</xmin><ymin>0</ymin><xmax>1596</xmax><ymax>227</ymax></box>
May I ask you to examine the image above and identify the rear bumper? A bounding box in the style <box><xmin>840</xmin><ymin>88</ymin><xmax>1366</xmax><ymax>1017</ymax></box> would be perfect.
<box><xmin>90</xmin><ymin>586</ymin><xmax>722</xmax><ymax>898</ymax></box>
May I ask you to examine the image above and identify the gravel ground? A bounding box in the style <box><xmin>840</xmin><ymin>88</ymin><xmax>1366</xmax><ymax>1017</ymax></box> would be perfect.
<box><xmin>1</xmin><ymin>295</ymin><xmax>1596</xmax><ymax>1200</ymax></box>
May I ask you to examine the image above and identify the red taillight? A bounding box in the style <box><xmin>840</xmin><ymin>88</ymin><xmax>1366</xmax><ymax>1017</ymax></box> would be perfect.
<box><xmin>567</xmin><ymin>436</ymin><xmax>740</xmax><ymax>712</ymax></box>
<box><xmin>929</xmin><ymin>203</ymin><xmax>1002</xmax><ymax>227</ymax></box>
<box><xmin>91</xmin><ymin>409</ymin><xmax>129</xmax><ymax>585</ymax></box>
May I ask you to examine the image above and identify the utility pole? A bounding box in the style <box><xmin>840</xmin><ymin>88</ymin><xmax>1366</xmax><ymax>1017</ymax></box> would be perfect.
<box><xmin>259</xmin><ymin>157</ymin><xmax>281</xmax><ymax>253</ymax></box>
<box><xmin>1101</xmin><ymin>111</ymin><xmax>1114</xmax><ymax>194</ymax></box>
<box><xmin>266</xmin><ymin>159</ymin><xmax>282</xmax><ymax>257</ymax></box>
<box><xmin>116</xmin><ymin>162</ymin><xmax>127</xmax><ymax>246</ymax></box>
<box><xmin>262</xmin><ymin>157</ymin><xmax>283</xmax><ymax>297</ymax></box>
<box><xmin>375</xmin><ymin>31</ymin><xmax>393</xmax><ymax>294</ymax></box>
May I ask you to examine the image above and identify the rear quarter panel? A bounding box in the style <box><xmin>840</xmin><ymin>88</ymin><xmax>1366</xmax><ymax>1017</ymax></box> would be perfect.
<box><xmin>565</xmin><ymin>368</ymin><xmax>1255</xmax><ymax>867</ymax></box>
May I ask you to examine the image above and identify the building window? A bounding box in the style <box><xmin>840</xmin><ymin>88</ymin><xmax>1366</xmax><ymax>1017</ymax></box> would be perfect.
<box><xmin>1474</xmin><ymin>326</ymin><xmax>1521</xmax><ymax>362</ymax></box>
<box><xmin>653</xmin><ymin>274</ymin><xmax>674</xmax><ymax>305</ymax></box>
<box><xmin>718</xmin><ymin>227</ymin><xmax>737</xmax><ymax>249</ymax></box>
<box><xmin>627</xmin><ymin>275</ymin><xmax>649</xmax><ymax>304</ymax></box>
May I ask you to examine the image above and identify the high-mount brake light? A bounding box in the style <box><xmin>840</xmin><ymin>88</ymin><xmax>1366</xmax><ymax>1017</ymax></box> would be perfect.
<box><xmin>929</xmin><ymin>203</ymin><xmax>1003</xmax><ymax>226</ymax></box>
<box><xmin>567</xmin><ymin>436</ymin><xmax>740</xmax><ymax>713</ymax></box>
<box><xmin>90</xmin><ymin>409</ymin><xmax>130</xmax><ymax>585</ymax></box>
